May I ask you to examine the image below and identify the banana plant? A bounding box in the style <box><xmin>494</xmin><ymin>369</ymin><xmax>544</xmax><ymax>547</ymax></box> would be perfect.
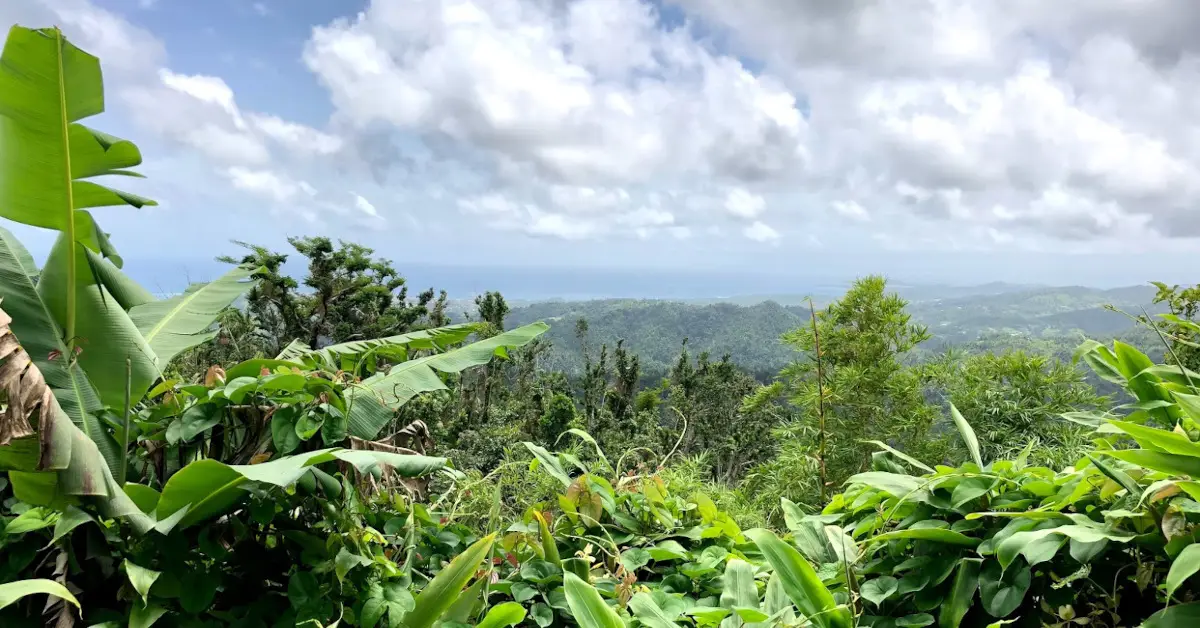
<box><xmin>0</xmin><ymin>25</ymin><xmax>260</xmax><ymax>472</ymax></box>
<box><xmin>0</xmin><ymin>25</ymin><xmax>155</xmax><ymax>352</ymax></box>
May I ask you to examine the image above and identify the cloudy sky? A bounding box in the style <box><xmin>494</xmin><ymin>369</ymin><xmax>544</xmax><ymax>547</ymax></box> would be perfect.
<box><xmin>3</xmin><ymin>0</ymin><xmax>1200</xmax><ymax>290</ymax></box>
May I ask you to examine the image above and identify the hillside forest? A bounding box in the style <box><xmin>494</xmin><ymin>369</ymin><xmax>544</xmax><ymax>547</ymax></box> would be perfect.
<box><xmin>8</xmin><ymin>24</ymin><xmax>1200</xmax><ymax>628</ymax></box>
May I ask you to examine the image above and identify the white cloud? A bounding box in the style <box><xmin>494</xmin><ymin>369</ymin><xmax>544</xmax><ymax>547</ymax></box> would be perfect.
<box><xmin>25</xmin><ymin>0</ymin><xmax>1200</xmax><ymax>264</ymax></box>
<box><xmin>353</xmin><ymin>193</ymin><xmax>380</xmax><ymax>217</ymax></box>
<box><xmin>248</xmin><ymin>114</ymin><xmax>344</xmax><ymax>156</ymax></box>
<box><xmin>526</xmin><ymin>211</ymin><xmax>601</xmax><ymax>240</ymax></box>
<box><xmin>743</xmin><ymin>221</ymin><xmax>780</xmax><ymax>243</ymax></box>
<box><xmin>724</xmin><ymin>188</ymin><xmax>765</xmax><ymax>219</ymax></box>
<box><xmin>160</xmin><ymin>69</ymin><xmax>245</xmax><ymax>126</ymax></box>
<box><xmin>223</xmin><ymin>167</ymin><xmax>311</xmax><ymax>202</ymax></box>
<box><xmin>618</xmin><ymin>207</ymin><xmax>674</xmax><ymax>228</ymax></box>
<box><xmin>302</xmin><ymin>0</ymin><xmax>808</xmax><ymax>239</ymax></box>
<box><xmin>832</xmin><ymin>200</ymin><xmax>869</xmax><ymax>222</ymax></box>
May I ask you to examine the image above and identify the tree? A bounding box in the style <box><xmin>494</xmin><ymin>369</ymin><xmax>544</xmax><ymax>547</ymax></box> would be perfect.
<box><xmin>666</xmin><ymin>347</ymin><xmax>779</xmax><ymax>484</ymax></box>
<box><xmin>216</xmin><ymin>238</ymin><xmax>437</xmax><ymax>356</ymax></box>
<box><xmin>926</xmin><ymin>350</ymin><xmax>1104</xmax><ymax>468</ymax></box>
<box><xmin>748</xmin><ymin>276</ymin><xmax>944</xmax><ymax>501</ymax></box>
<box><xmin>1151</xmin><ymin>281</ymin><xmax>1200</xmax><ymax>371</ymax></box>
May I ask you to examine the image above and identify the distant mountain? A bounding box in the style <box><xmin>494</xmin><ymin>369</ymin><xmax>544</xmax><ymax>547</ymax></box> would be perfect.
<box><xmin>506</xmin><ymin>284</ymin><xmax>1163</xmax><ymax>382</ymax></box>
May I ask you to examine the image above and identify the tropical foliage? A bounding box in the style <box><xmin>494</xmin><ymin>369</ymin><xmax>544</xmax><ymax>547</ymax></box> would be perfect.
<box><xmin>9</xmin><ymin>22</ymin><xmax>1200</xmax><ymax>628</ymax></box>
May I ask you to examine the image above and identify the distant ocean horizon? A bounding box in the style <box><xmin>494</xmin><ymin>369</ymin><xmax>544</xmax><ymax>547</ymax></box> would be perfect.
<box><xmin>117</xmin><ymin>258</ymin><xmax>1137</xmax><ymax>304</ymax></box>
<box><xmin>119</xmin><ymin>258</ymin><xmax>856</xmax><ymax>301</ymax></box>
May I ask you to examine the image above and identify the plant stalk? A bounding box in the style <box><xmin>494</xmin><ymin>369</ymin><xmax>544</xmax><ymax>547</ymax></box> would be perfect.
<box><xmin>55</xmin><ymin>27</ymin><xmax>78</xmax><ymax>349</ymax></box>
<box><xmin>810</xmin><ymin>299</ymin><xmax>828</xmax><ymax>503</ymax></box>
<box><xmin>120</xmin><ymin>357</ymin><xmax>131</xmax><ymax>484</ymax></box>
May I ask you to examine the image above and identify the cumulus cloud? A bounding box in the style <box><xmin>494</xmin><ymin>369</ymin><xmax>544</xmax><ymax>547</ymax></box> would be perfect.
<box><xmin>724</xmin><ymin>188</ymin><xmax>765</xmax><ymax>219</ymax></box>
<box><xmin>19</xmin><ymin>0</ymin><xmax>1200</xmax><ymax>255</ymax></box>
<box><xmin>223</xmin><ymin>167</ymin><xmax>312</xmax><ymax>202</ymax></box>
<box><xmin>673</xmin><ymin>0</ymin><xmax>1200</xmax><ymax>246</ymax></box>
<box><xmin>743</xmin><ymin>221</ymin><xmax>780</xmax><ymax>243</ymax></box>
<box><xmin>302</xmin><ymin>0</ymin><xmax>807</xmax><ymax>239</ymax></box>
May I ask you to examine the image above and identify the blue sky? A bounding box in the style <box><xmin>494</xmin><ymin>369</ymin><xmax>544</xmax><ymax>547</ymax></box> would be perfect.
<box><xmin>5</xmin><ymin>0</ymin><xmax>1200</xmax><ymax>294</ymax></box>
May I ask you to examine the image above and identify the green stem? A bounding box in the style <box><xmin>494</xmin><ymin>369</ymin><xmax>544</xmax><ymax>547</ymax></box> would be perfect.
<box><xmin>120</xmin><ymin>357</ymin><xmax>132</xmax><ymax>484</ymax></box>
<box><xmin>55</xmin><ymin>27</ymin><xmax>77</xmax><ymax>348</ymax></box>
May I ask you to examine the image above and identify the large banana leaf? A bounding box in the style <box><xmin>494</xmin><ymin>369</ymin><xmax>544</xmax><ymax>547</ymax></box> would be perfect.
<box><xmin>0</xmin><ymin>299</ymin><xmax>153</xmax><ymax>534</ymax></box>
<box><xmin>294</xmin><ymin>322</ymin><xmax>481</xmax><ymax>370</ymax></box>
<box><xmin>345</xmin><ymin>322</ymin><xmax>549</xmax><ymax>439</ymax></box>
<box><xmin>0</xmin><ymin>25</ymin><xmax>155</xmax><ymax>259</ymax></box>
<box><xmin>152</xmin><ymin>448</ymin><xmax>447</xmax><ymax>529</ymax></box>
<box><xmin>0</xmin><ymin>227</ymin><xmax>118</xmax><ymax>475</ymax></box>
<box><xmin>38</xmin><ymin>233</ymin><xmax>158</xmax><ymax>410</ymax></box>
<box><xmin>129</xmin><ymin>264</ymin><xmax>260</xmax><ymax>368</ymax></box>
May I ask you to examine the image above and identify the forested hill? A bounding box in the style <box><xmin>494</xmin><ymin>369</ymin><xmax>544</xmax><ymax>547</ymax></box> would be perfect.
<box><xmin>507</xmin><ymin>284</ymin><xmax>1164</xmax><ymax>380</ymax></box>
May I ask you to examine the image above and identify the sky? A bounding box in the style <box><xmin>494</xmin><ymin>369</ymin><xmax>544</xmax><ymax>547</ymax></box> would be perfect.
<box><xmin>4</xmin><ymin>0</ymin><xmax>1200</xmax><ymax>294</ymax></box>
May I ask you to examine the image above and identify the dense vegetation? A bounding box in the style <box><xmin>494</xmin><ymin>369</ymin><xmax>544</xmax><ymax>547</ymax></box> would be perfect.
<box><xmin>505</xmin><ymin>286</ymin><xmax>1164</xmax><ymax>384</ymax></box>
<box><xmin>7</xmin><ymin>24</ymin><xmax>1200</xmax><ymax>628</ymax></box>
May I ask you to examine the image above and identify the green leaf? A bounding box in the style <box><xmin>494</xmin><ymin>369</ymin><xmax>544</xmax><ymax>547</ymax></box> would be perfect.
<box><xmin>299</xmin><ymin>322</ymin><xmax>479</xmax><ymax>369</ymax></box>
<box><xmin>764</xmin><ymin>573</ymin><xmax>796</xmax><ymax>625</ymax></box>
<box><xmin>628</xmin><ymin>592</ymin><xmax>684</xmax><ymax>628</ymax></box>
<box><xmin>154</xmin><ymin>449</ymin><xmax>445</xmax><ymax>529</ymax></box>
<box><xmin>997</xmin><ymin>526</ymin><xmax>1133</xmax><ymax>570</ymax></box>
<box><xmin>523</xmin><ymin>442</ymin><xmax>572</xmax><ymax>487</ymax></box>
<box><xmin>862</xmin><ymin>440</ymin><xmax>935</xmax><ymax>473</ymax></box>
<box><xmin>123</xmin><ymin>560</ymin><xmax>160</xmax><ymax>604</ymax></box>
<box><xmin>950</xmin><ymin>404</ymin><xmax>983</xmax><ymax>467</ymax></box>
<box><xmin>129</xmin><ymin>601</ymin><xmax>167</xmax><ymax>628</ymax></box>
<box><xmin>129</xmin><ymin>264</ymin><xmax>259</xmax><ymax>369</ymax></box>
<box><xmin>476</xmin><ymin>602</ymin><xmax>527</xmax><ymax>628</ymax></box>
<box><xmin>531</xmin><ymin>603</ymin><xmax>554</xmax><ymax>627</ymax></box>
<box><xmin>345</xmin><ymin>323</ymin><xmax>547</xmax><ymax>439</ymax></box>
<box><xmin>295</xmin><ymin>411</ymin><xmax>325</xmax><ymax>441</ymax></box>
<box><xmin>734</xmin><ymin>607</ymin><xmax>770</xmax><ymax>622</ymax></box>
<box><xmin>0</xmin><ymin>226</ymin><xmax>116</xmax><ymax>477</ymax></box>
<box><xmin>1107</xmin><ymin>421</ymin><xmax>1200</xmax><ymax>457</ymax></box>
<box><xmin>288</xmin><ymin>571</ymin><xmax>321</xmax><ymax>609</ymax></box>
<box><xmin>860</xmin><ymin>576</ymin><xmax>898</xmax><ymax>607</ymax></box>
<box><xmin>563</xmin><ymin>572</ymin><xmax>625</xmax><ymax>628</ymax></box>
<box><xmin>556</xmin><ymin>428</ymin><xmax>610</xmax><ymax>466</ymax></box>
<box><xmin>400</xmin><ymin>533</ymin><xmax>495</xmax><ymax>628</ymax></box>
<box><xmin>845</xmin><ymin>471</ymin><xmax>928</xmax><ymax>500</ymax></box>
<box><xmin>896</xmin><ymin>614</ymin><xmax>935</xmax><ymax>627</ymax></box>
<box><xmin>534</xmin><ymin>511</ymin><xmax>561</xmax><ymax>564</ymax></box>
<box><xmin>49</xmin><ymin>504</ymin><xmax>94</xmax><ymax>543</ymax></box>
<box><xmin>38</xmin><ymin>236</ymin><xmax>159</xmax><ymax>410</ymax></box>
<box><xmin>1103</xmin><ymin>450</ymin><xmax>1200</xmax><ymax>478</ymax></box>
<box><xmin>334</xmin><ymin>547</ymin><xmax>371</xmax><ymax>584</ymax></box>
<box><xmin>978</xmin><ymin>561</ymin><xmax>1029</xmax><ymax>618</ymax></box>
<box><xmin>0</xmin><ymin>578</ymin><xmax>80</xmax><ymax>611</ymax></box>
<box><xmin>5</xmin><ymin>507</ymin><xmax>57</xmax><ymax>534</ymax></box>
<box><xmin>940</xmin><ymin>558</ymin><xmax>981</xmax><ymax>628</ymax></box>
<box><xmin>1144</xmin><ymin>602</ymin><xmax>1200</xmax><ymax>627</ymax></box>
<box><xmin>721</xmin><ymin>559</ymin><xmax>759</xmax><ymax>621</ymax></box>
<box><xmin>1086</xmin><ymin>454</ymin><xmax>1140</xmax><ymax>498</ymax></box>
<box><xmin>166</xmin><ymin>403</ymin><xmax>221</xmax><ymax>444</ymax></box>
<box><xmin>1167</xmin><ymin>544</ymin><xmax>1200</xmax><ymax>601</ymax></box>
<box><xmin>444</xmin><ymin>577</ymin><xmax>487</xmax><ymax>624</ymax></box>
<box><xmin>745</xmin><ymin>528</ymin><xmax>852</xmax><ymax>628</ymax></box>
<box><xmin>271</xmin><ymin>406</ymin><xmax>301</xmax><ymax>454</ymax></box>
<box><xmin>867</xmin><ymin>528</ymin><xmax>980</xmax><ymax>547</ymax></box>
<box><xmin>179</xmin><ymin>570</ymin><xmax>219</xmax><ymax>613</ymax></box>
<box><xmin>951</xmin><ymin>477</ymin><xmax>993</xmax><ymax>507</ymax></box>
<box><xmin>648</xmin><ymin>540</ymin><xmax>689</xmax><ymax>561</ymax></box>
<box><xmin>0</xmin><ymin>26</ymin><xmax>153</xmax><ymax>253</ymax></box>
<box><xmin>620</xmin><ymin>548</ymin><xmax>651</xmax><ymax>572</ymax></box>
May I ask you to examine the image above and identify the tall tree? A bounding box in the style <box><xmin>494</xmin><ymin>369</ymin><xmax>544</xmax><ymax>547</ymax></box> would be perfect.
<box><xmin>748</xmin><ymin>276</ymin><xmax>942</xmax><ymax>497</ymax></box>
<box><xmin>217</xmin><ymin>237</ymin><xmax>436</xmax><ymax>355</ymax></box>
